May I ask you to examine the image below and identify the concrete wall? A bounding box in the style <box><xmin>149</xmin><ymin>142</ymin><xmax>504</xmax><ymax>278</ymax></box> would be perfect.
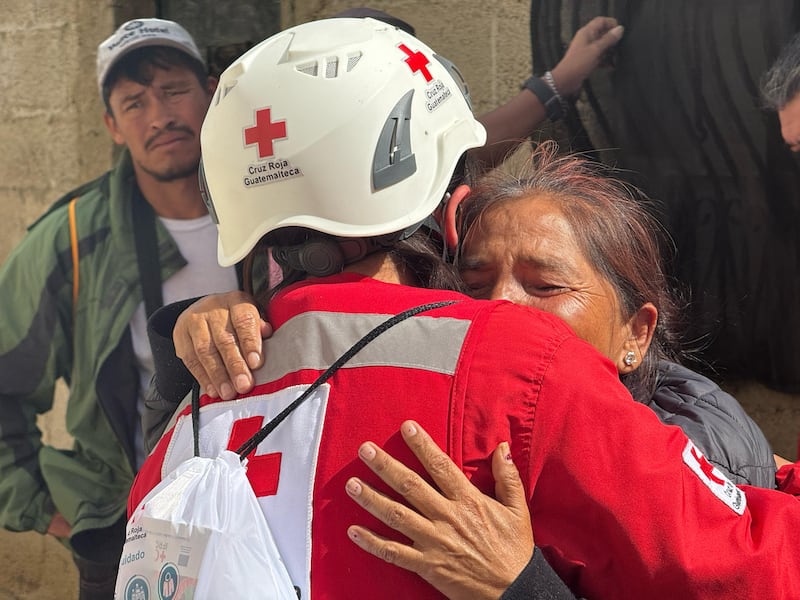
<box><xmin>0</xmin><ymin>2</ymin><xmax>114</xmax><ymax>261</ymax></box>
<box><xmin>0</xmin><ymin>1</ymin><xmax>797</xmax><ymax>598</ymax></box>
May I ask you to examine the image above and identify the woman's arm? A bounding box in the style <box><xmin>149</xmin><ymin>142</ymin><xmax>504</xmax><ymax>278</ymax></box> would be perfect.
<box><xmin>346</xmin><ymin>420</ymin><xmax>576</xmax><ymax>600</ymax></box>
<box><xmin>170</xmin><ymin>290</ymin><xmax>269</xmax><ymax>400</ymax></box>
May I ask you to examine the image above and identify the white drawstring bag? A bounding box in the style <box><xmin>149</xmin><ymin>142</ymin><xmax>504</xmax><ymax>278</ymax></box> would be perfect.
<box><xmin>114</xmin><ymin>451</ymin><xmax>297</xmax><ymax>600</ymax></box>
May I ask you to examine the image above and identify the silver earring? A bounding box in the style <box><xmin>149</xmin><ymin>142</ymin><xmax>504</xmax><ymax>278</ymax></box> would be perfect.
<box><xmin>624</xmin><ymin>351</ymin><xmax>636</xmax><ymax>366</ymax></box>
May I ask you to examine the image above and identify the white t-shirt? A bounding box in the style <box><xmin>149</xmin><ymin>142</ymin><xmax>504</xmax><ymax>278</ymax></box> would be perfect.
<box><xmin>129</xmin><ymin>214</ymin><xmax>239</xmax><ymax>467</ymax></box>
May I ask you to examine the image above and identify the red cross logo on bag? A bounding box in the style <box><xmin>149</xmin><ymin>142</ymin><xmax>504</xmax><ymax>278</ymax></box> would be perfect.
<box><xmin>227</xmin><ymin>416</ymin><xmax>282</xmax><ymax>496</ymax></box>
<box><xmin>244</xmin><ymin>108</ymin><xmax>287</xmax><ymax>159</ymax></box>
<box><xmin>399</xmin><ymin>43</ymin><xmax>433</xmax><ymax>82</ymax></box>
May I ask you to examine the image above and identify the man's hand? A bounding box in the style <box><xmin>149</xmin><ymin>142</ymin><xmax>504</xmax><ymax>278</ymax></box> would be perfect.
<box><xmin>550</xmin><ymin>16</ymin><xmax>625</xmax><ymax>96</ymax></box>
<box><xmin>346</xmin><ymin>420</ymin><xmax>534</xmax><ymax>600</ymax></box>
<box><xmin>47</xmin><ymin>512</ymin><xmax>71</xmax><ymax>538</ymax></box>
<box><xmin>174</xmin><ymin>291</ymin><xmax>271</xmax><ymax>400</ymax></box>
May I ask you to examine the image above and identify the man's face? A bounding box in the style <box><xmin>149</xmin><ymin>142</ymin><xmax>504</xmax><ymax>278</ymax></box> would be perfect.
<box><xmin>103</xmin><ymin>64</ymin><xmax>215</xmax><ymax>183</ymax></box>
<box><xmin>778</xmin><ymin>92</ymin><xmax>800</xmax><ymax>153</ymax></box>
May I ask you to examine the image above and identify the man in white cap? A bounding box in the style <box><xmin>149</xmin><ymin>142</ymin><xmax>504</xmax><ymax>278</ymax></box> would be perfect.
<box><xmin>0</xmin><ymin>17</ymin><xmax>237</xmax><ymax>599</ymax></box>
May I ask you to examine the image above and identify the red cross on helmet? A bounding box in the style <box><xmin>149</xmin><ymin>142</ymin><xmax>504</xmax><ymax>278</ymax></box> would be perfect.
<box><xmin>199</xmin><ymin>17</ymin><xmax>486</xmax><ymax>267</ymax></box>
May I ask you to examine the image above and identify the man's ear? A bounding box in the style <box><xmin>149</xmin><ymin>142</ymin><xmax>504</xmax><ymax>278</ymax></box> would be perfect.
<box><xmin>618</xmin><ymin>302</ymin><xmax>658</xmax><ymax>374</ymax></box>
<box><xmin>206</xmin><ymin>76</ymin><xmax>218</xmax><ymax>96</ymax></box>
<box><xmin>440</xmin><ymin>184</ymin><xmax>471</xmax><ymax>253</ymax></box>
<box><xmin>102</xmin><ymin>111</ymin><xmax>125</xmax><ymax>146</ymax></box>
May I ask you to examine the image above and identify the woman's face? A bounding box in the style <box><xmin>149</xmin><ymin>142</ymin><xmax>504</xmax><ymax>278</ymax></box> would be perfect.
<box><xmin>458</xmin><ymin>194</ymin><xmax>633</xmax><ymax>365</ymax></box>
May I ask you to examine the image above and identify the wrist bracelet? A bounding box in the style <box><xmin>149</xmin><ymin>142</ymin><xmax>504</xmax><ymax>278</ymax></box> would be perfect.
<box><xmin>521</xmin><ymin>74</ymin><xmax>564</xmax><ymax>122</ymax></box>
<box><xmin>542</xmin><ymin>71</ymin><xmax>569</xmax><ymax>114</ymax></box>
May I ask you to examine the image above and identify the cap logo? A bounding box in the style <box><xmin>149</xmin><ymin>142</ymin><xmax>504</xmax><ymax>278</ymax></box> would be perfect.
<box><xmin>399</xmin><ymin>44</ymin><xmax>432</xmax><ymax>82</ymax></box>
<box><xmin>244</xmin><ymin>107</ymin><xmax>287</xmax><ymax>159</ymax></box>
<box><xmin>106</xmin><ymin>22</ymin><xmax>173</xmax><ymax>52</ymax></box>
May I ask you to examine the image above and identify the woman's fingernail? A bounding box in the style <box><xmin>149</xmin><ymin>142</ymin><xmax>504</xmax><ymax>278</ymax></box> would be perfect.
<box><xmin>501</xmin><ymin>442</ymin><xmax>513</xmax><ymax>463</ymax></box>
<box><xmin>402</xmin><ymin>421</ymin><xmax>418</xmax><ymax>437</ymax></box>
<box><xmin>219</xmin><ymin>382</ymin><xmax>235</xmax><ymax>399</ymax></box>
<box><xmin>247</xmin><ymin>352</ymin><xmax>261</xmax><ymax>369</ymax></box>
<box><xmin>346</xmin><ymin>478</ymin><xmax>362</xmax><ymax>496</ymax></box>
<box><xmin>359</xmin><ymin>443</ymin><xmax>377</xmax><ymax>461</ymax></box>
<box><xmin>235</xmin><ymin>374</ymin><xmax>250</xmax><ymax>392</ymax></box>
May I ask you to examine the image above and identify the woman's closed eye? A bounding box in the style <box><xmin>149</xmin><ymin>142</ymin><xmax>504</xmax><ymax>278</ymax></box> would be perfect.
<box><xmin>524</xmin><ymin>282</ymin><xmax>570</xmax><ymax>296</ymax></box>
<box><xmin>461</xmin><ymin>274</ymin><xmax>493</xmax><ymax>299</ymax></box>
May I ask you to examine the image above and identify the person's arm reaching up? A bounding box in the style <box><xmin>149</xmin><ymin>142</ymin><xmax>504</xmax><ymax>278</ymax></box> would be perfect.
<box><xmin>473</xmin><ymin>16</ymin><xmax>624</xmax><ymax>166</ymax></box>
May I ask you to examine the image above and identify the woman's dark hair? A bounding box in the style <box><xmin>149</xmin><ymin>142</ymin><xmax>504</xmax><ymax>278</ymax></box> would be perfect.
<box><xmin>458</xmin><ymin>141</ymin><xmax>684</xmax><ymax>402</ymax></box>
<box><xmin>102</xmin><ymin>46</ymin><xmax>208</xmax><ymax>114</ymax></box>
<box><xmin>244</xmin><ymin>227</ymin><xmax>465</xmax><ymax>308</ymax></box>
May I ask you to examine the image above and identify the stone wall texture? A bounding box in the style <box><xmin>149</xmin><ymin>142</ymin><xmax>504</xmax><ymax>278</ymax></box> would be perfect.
<box><xmin>0</xmin><ymin>1</ymin><xmax>797</xmax><ymax>598</ymax></box>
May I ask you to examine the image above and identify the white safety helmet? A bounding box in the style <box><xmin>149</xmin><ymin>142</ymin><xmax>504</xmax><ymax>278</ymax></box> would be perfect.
<box><xmin>199</xmin><ymin>17</ymin><xmax>486</xmax><ymax>267</ymax></box>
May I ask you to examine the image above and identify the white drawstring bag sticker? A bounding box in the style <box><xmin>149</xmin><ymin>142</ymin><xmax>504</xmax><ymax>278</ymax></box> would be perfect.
<box><xmin>114</xmin><ymin>451</ymin><xmax>297</xmax><ymax>600</ymax></box>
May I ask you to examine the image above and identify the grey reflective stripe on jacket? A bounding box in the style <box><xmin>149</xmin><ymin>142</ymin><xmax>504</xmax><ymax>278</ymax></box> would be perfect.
<box><xmin>647</xmin><ymin>360</ymin><xmax>776</xmax><ymax>488</ymax></box>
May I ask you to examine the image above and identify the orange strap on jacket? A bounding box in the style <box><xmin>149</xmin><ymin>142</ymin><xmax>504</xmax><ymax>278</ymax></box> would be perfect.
<box><xmin>68</xmin><ymin>197</ymin><xmax>79</xmax><ymax>317</ymax></box>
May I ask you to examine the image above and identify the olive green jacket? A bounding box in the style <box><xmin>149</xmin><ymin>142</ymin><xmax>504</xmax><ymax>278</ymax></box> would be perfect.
<box><xmin>0</xmin><ymin>149</ymin><xmax>186</xmax><ymax>540</ymax></box>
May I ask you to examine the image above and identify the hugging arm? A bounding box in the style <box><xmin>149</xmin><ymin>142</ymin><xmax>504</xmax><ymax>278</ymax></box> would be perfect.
<box><xmin>143</xmin><ymin>291</ymin><xmax>270</xmax><ymax>451</ymax></box>
<box><xmin>346</xmin><ymin>420</ymin><xmax>577</xmax><ymax>600</ymax></box>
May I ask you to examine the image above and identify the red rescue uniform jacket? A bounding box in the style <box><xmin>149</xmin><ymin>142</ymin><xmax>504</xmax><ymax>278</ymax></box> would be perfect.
<box><xmin>131</xmin><ymin>273</ymin><xmax>800</xmax><ymax>599</ymax></box>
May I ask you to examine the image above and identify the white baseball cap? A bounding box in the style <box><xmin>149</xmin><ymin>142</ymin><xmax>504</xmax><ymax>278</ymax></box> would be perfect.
<box><xmin>96</xmin><ymin>18</ymin><xmax>204</xmax><ymax>96</ymax></box>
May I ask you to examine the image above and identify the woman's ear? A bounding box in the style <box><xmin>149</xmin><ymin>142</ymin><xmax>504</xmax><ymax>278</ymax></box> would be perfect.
<box><xmin>618</xmin><ymin>302</ymin><xmax>658</xmax><ymax>374</ymax></box>
<box><xmin>440</xmin><ymin>184</ymin><xmax>471</xmax><ymax>253</ymax></box>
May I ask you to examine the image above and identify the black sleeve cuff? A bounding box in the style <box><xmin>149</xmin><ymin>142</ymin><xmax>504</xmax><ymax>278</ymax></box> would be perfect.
<box><xmin>500</xmin><ymin>547</ymin><xmax>577</xmax><ymax>600</ymax></box>
<box><xmin>142</xmin><ymin>298</ymin><xmax>201</xmax><ymax>451</ymax></box>
<box><xmin>147</xmin><ymin>297</ymin><xmax>200</xmax><ymax>402</ymax></box>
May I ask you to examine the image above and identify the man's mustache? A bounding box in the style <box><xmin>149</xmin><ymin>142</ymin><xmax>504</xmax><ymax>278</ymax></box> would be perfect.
<box><xmin>145</xmin><ymin>125</ymin><xmax>195</xmax><ymax>150</ymax></box>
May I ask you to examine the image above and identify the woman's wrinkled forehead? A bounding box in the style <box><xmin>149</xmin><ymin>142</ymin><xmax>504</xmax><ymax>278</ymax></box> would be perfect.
<box><xmin>462</xmin><ymin>190</ymin><xmax>578</xmax><ymax>247</ymax></box>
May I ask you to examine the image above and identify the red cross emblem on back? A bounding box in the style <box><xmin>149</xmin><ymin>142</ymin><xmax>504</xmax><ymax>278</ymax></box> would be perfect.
<box><xmin>244</xmin><ymin>108</ymin><xmax>287</xmax><ymax>159</ymax></box>
<box><xmin>399</xmin><ymin>43</ymin><xmax>433</xmax><ymax>82</ymax></box>
<box><xmin>227</xmin><ymin>416</ymin><xmax>282</xmax><ymax>497</ymax></box>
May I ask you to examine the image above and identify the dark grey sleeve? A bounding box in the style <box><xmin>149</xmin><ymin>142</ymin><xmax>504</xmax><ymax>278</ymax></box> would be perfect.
<box><xmin>647</xmin><ymin>360</ymin><xmax>777</xmax><ymax>488</ymax></box>
<box><xmin>142</xmin><ymin>297</ymin><xmax>200</xmax><ymax>453</ymax></box>
<box><xmin>500</xmin><ymin>548</ymin><xmax>578</xmax><ymax>600</ymax></box>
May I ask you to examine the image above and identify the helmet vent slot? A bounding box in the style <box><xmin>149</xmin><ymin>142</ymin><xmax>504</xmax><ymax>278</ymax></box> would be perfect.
<box><xmin>325</xmin><ymin>57</ymin><xmax>339</xmax><ymax>78</ymax></box>
<box><xmin>296</xmin><ymin>52</ymin><xmax>362</xmax><ymax>79</ymax></box>
<box><xmin>221</xmin><ymin>82</ymin><xmax>238</xmax><ymax>99</ymax></box>
<box><xmin>346</xmin><ymin>52</ymin><xmax>362</xmax><ymax>72</ymax></box>
<box><xmin>214</xmin><ymin>63</ymin><xmax>244</xmax><ymax>105</ymax></box>
<box><xmin>297</xmin><ymin>61</ymin><xmax>319</xmax><ymax>77</ymax></box>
